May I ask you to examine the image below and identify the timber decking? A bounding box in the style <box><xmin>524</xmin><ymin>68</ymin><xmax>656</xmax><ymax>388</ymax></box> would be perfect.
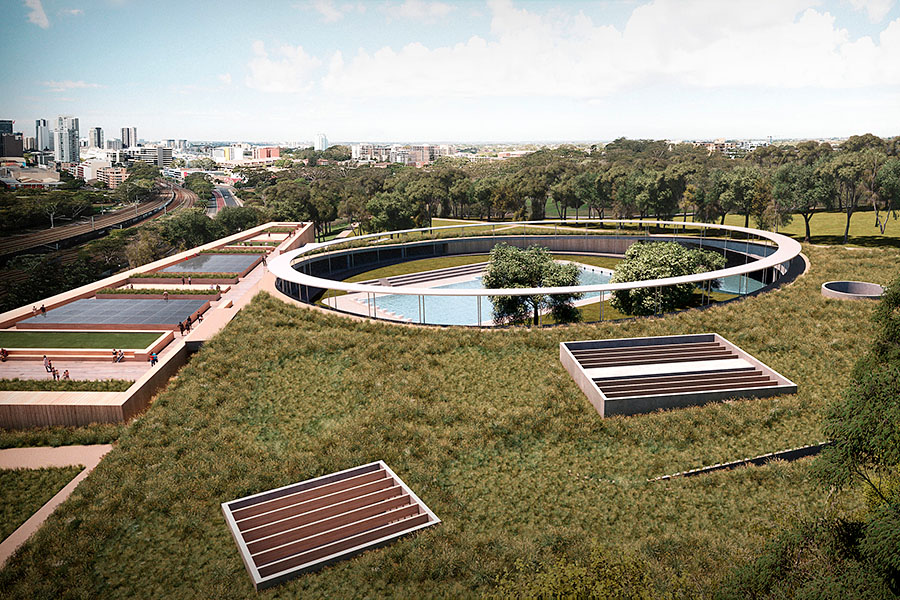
<box><xmin>560</xmin><ymin>334</ymin><xmax>797</xmax><ymax>417</ymax></box>
<box><xmin>222</xmin><ymin>461</ymin><xmax>440</xmax><ymax>590</ymax></box>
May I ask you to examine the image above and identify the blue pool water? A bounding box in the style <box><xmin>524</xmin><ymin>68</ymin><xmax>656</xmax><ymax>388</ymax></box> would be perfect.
<box><xmin>365</xmin><ymin>267</ymin><xmax>611</xmax><ymax>326</ymax></box>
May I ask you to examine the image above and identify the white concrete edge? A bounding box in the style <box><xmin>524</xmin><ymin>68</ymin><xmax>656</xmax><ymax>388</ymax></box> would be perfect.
<box><xmin>268</xmin><ymin>219</ymin><xmax>802</xmax><ymax>297</ymax></box>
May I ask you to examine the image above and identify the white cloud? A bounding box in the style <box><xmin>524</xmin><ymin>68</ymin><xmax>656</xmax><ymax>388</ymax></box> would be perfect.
<box><xmin>318</xmin><ymin>0</ymin><xmax>900</xmax><ymax>98</ymax></box>
<box><xmin>43</xmin><ymin>80</ymin><xmax>102</xmax><ymax>92</ymax></box>
<box><xmin>24</xmin><ymin>0</ymin><xmax>49</xmax><ymax>28</ymax></box>
<box><xmin>59</xmin><ymin>8</ymin><xmax>84</xmax><ymax>16</ymax></box>
<box><xmin>218</xmin><ymin>73</ymin><xmax>233</xmax><ymax>85</ymax></box>
<box><xmin>847</xmin><ymin>0</ymin><xmax>895</xmax><ymax>22</ymax></box>
<box><xmin>382</xmin><ymin>0</ymin><xmax>455</xmax><ymax>22</ymax></box>
<box><xmin>245</xmin><ymin>41</ymin><xmax>322</xmax><ymax>93</ymax></box>
<box><xmin>311</xmin><ymin>0</ymin><xmax>343</xmax><ymax>22</ymax></box>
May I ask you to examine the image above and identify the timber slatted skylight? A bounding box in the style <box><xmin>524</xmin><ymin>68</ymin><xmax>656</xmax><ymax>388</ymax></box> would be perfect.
<box><xmin>560</xmin><ymin>334</ymin><xmax>797</xmax><ymax>417</ymax></box>
<box><xmin>222</xmin><ymin>461</ymin><xmax>440</xmax><ymax>590</ymax></box>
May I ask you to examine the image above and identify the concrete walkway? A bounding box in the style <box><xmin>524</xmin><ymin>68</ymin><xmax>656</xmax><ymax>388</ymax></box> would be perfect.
<box><xmin>0</xmin><ymin>444</ymin><xmax>111</xmax><ymax>567</ymax></box>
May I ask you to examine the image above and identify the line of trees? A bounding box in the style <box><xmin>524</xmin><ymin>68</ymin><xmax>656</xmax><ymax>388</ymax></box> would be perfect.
<box><xmin>229</xmin><ymin>134</ymin><xmax>899</xmax><ymax>244</ymax></box>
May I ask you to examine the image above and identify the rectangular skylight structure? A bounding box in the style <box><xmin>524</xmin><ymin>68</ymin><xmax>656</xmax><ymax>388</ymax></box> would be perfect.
<box><xmin>561</xmin><ymin>333</ymin><xmax>796</xmax><ymax>417</ymax></box>
<box><xmin>222</xmin><ymin>461</ymin><xmax>440</xmax><ymax>590</ymax></box>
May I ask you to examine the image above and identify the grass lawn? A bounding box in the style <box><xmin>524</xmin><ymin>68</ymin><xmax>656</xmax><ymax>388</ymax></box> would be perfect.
<box><xmin>0</xmin><ymin>466</ymin><xmax>82</xmax><ymax>542</ymax></box>
<box><xmin>0</xmin><ymin>331</ymin><xmax>161</xmax><ymax>350</ymax></box>
<box><xmin>0</xmin><ymin>379</ymin><xmax>133</xmax><ymax>392</ymax></box>
<box><xmin>720</xmin><ymin>209</ymin><xmax>900</xmax><ymax>248</ymax></box>
<box><xmin>0</xmin><ymin>243</ymin><xmax>895</xmax><ymax>598</ymax></box>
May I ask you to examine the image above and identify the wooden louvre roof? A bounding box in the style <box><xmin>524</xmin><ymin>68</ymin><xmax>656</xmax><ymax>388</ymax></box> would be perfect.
<box><xmin>561</xmin><ymin>333</ymin><xmax>797</xmax><ymax>417</ymax></box>
<box><xmin>222</xmin><ymin>461</ymin><xmax>440</xmax><ymax>590</ymax></box>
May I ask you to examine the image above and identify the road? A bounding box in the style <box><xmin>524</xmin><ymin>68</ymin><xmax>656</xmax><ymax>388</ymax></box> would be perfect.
<box><xmin>208</xmin><ymin>186</ymin><xmax>242</xmax><ymax>216</ymax></box>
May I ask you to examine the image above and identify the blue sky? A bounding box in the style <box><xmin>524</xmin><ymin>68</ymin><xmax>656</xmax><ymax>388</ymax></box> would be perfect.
<box><xmin>2</xmin><ymin>0</ymin><xmax>899</xmax><ymax>143</ymax></box>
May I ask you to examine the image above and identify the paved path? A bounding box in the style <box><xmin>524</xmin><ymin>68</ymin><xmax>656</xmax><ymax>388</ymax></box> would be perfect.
<box><xmin>0</xmin><ymin>444</ymin><xmax>112</xmax><ymax>567</ymax></box>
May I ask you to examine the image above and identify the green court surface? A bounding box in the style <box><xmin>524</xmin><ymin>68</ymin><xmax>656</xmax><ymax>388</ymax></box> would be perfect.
<box><xmin>0</xmin><ymin>331</ymin><xmax>161</xmax><ymax>349</ymax></box>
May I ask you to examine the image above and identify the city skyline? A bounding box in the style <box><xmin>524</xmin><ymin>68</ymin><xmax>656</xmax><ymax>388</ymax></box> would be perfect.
<box><xmin>2</xmin><ymin>0</ymin><xmax>900</xmax><ymax>142</ymax></box>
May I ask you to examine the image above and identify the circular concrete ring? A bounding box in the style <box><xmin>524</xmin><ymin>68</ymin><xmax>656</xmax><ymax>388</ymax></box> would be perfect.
<box><xmin>821</xmin><ymin>280</ymin><xmax>884</xmax><ymax>300</ymax></box>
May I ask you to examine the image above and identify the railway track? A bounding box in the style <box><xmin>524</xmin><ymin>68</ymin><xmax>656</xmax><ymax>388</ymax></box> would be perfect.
<box><xmin>0</xmin><ymin>184</ymin><xmax>197</xmax><ymax>259</ymax></box>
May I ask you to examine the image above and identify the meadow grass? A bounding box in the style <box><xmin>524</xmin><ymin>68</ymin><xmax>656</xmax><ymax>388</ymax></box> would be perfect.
<box><xmin>0</xmin><ymin>379</ymin><xmax>133</xmax><ymax>392</ymax></box>
<box><xmin>0</xmin><ymin>422</ymin><xmax>125</xmax><ymax>449</ymax></box>
<box><xmin>0</xmin><ymin>466</ymin><xmax>82</xmax><ymax>541</ymax></box>
<box><xmin>0</xmin><ymin>244</ymin><xmax>896</xmax><ymax>598</ymax></box>
<box><xmin>0</xmin><ymin>331</ymin><xmax>160</xmax><ymax>349</ymax></box>
<box><xmin>720</xmin><ymin>209</ymin><xmax>900</xmax><ymax>247</ymax></box>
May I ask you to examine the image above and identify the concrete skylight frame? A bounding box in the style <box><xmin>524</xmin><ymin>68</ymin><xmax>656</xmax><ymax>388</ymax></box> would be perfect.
<box><xmin>561</xmin><ymin>333</ymin><xmax>798</xmax><ymax>417</ymax></box>
<box><xmin>222</xmin><ymin>461</ymin><xmax>440</xmax><ymax>591</ymax></box>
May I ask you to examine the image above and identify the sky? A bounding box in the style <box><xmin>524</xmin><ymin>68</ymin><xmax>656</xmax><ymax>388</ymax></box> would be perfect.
<box><xmin>2</xmin><ymin>0</ymin><xmax>899</xmax><ymax>144</ymax></box>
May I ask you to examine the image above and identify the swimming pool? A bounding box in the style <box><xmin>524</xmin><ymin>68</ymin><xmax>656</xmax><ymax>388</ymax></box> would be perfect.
<box><xmin>363</xmin><ymin>266</ymin><xmax>612</xmax><ymax>326</ymax></box>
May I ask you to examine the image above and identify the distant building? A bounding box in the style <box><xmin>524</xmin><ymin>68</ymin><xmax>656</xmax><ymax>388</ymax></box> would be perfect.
<box><xmin>122</xmin><ymin>146</ymin><xmax>172</xmax><ymax>168</ymax></box>
<box><xmin>89</xmin><ymin>127</ymin><xmax>104</xmax><ymax>148</ymax></box>
<box><xmin>54</xmin><ymin>116</ymin><xmax>80</xmax><ymax>163</ymax></box>
<box><xmin>76</xmin><ymin>159</ymin><xmax>111</xmax><ymax>182</ymax></box>
<box><xmin>314</xmin><ymin>133</ymin><xmax>328</xmax><ymax>152</ymax></box>
<box><xmin>35</xmin><ymin>119</ymin><xmax>51</xmax><ymax>151</ymax></box>
<box><xmin>252</xmin><ymin>146</ymin><xmax>280</xmax><ymax>159</ymax></box>
<box><xmin>0</xmin><ymin>120</ymin><xmax>12</xmax><ymax>135</ymax></box>
<box><xmin>121</xmin><ymin>126</ymin><xmax>138</xmax><ymax>148</ymax></box>
<box><xmin>0</xmin><ymin>132</ymin><xmax>24</xmax><ymax>157</ymax></box>
<box><xmin>211</xmin><ymin>146</ymin><xmax>245</xmax><ymax>163</ymax></box>
<box><xmin>24</xmin><ymin>136</ymin><xmax>36</xmax><ymax>151</ymax></box>
<box><xmin>97</xmin><ymin>166</ymin><xmax>128</xmax><ymax>189</ymax></box>
<box><xmin>0</xmin><ymin>165</ymin><xmax>62</xmax><ymax>189</ymax></box>
<box><xmin>106</xmin><ymin>138</ymin><xmax>122</xmax><ymax>151</ymax></box>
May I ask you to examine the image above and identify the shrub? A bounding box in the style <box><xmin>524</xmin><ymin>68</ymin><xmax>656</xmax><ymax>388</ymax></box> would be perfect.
<box><xmin>610</xmin><ymin>241</ymin><xmax>726</xmax><ymax>316</ymax></box>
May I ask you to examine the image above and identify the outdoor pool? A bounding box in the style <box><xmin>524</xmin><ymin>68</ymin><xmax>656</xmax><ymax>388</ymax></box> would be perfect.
<box><xmin>363</xmin><ymin>266</ymin><xmax>612</xmax><ymax>326</ymax></box>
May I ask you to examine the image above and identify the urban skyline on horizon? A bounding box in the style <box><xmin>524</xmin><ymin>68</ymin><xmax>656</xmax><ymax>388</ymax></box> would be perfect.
<box><xmin>3</xmin><ymin>0</ymin><xmax>900</xmax><ymax>142</ymax></box>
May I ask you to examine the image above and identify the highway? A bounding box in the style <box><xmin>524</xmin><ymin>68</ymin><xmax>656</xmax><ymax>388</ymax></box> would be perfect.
<box><xmin>208</xmin><ymin>186</ymin><xmax>242</xmax><ymax>216</ymax></box>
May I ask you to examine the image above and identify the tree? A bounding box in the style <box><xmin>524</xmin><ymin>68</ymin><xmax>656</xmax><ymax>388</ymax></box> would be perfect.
<box><xmin>183</xmin><ymin>173</ymin><xmax>214</xmax><ymax>201</ymax></box>
<box><xmin>772</xmin><ymin>162</ymin><xmax>835</xmax><ymax>241</ymax></box>
<box><xmin>189</xmin><ymin>157</ymin><xmax>217</xmax><ymax>170</ymax></box>
<box><xmin>160</xmin><ymin>207</ymin><xmax>222</xmax><ymax>249</ymax></box>
<box><xmin>216</xmin><ymin>206</ymin><xmax>263</xmax><ymax>235</ymax></box>
<box><xmin>610</xmin><ymin>241</ymin><xmax>726</xmax><ymax>316</ymax></box>
<box><xmin>482</xmin><ymin>243</ymin><xmax>582</xmax><ymax>326</ymax></box>
<box><xmin>826</xmin><ymin>152</ymin><xmax>867</xmax><ymax>244</ymax></box>
<box><xmin>873</xmin><ymin>157</ymin><xmax>900</xmax><ymax>234</ymax></box>
<box><xmin>720</xmin><ymin>166</ymin><xmax>761</xmax><ymax>228</ymax></box>
<box><xmin>366</xmin><ymin>191</ymin><xmax>416</xmax><ymax>232</ymax></box>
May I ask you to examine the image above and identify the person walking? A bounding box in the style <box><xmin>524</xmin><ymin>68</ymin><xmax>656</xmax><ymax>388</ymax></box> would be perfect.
<box><xmin>178</xmin><ymin>322</ymin><xmax>185</xmax><ymax>336</ymax></box>
<box><xmin>261</xmin><ymin>254</ymin><xmax>267</xmax><ymax>266</ymax></box>
<box><xmin>181</xmin><ymin>277</ymin><xmax>185</xmax><ymax>285</ymax></box>
<box><xmin>32</xmin><ymin>306</ymin><xmax>38</xmax><ymax>317</ymax></box>
<box><xmin>188</xmin><ymin>276</ymin><xmax>192</xmax><ymax>285</ymax></box>
<box><xmin>40</xmin><ymin>304</ymin><xmax>46</xmax><ymax>316</ymax></box>
<box><xmin>43</xmin><ymin>355</ymin><xmax>50</xmax><ymax>372</ymax></box>
<box><xmin>185</xmin><ymin>315</ymin><xmax>192</xmax><ymax>330</ymax></box>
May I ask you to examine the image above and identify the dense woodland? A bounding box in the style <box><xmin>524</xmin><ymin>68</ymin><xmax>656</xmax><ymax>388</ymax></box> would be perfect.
<box><xmin>227</xmin><ymin>134</ymin><xmax>900</xmax><ymax>244</ymax></box>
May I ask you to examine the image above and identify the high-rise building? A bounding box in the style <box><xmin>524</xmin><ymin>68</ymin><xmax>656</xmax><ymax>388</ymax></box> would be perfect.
<box><xmin>35</xmin><ymin>119</ymin><xmax>51</xmax><ymax>151</ymax></box>
<box><xmin>24</xmin><ymin>137</ymin><xmax>36</xmax><ymax>151</ymax></box>
<box><xmin>106</xmin><ymin>138</ymin><xmax>122</xmax><ymax>151</ymax></box>
<box><xmin>89</xmin><ymin>127</ymin><xmax>104</xmax><ymax>148</ymax></box>
<box><xmin>53</xmin><ymin>116</ymin><xmax>80</xmax><ymax>163</ymax></box>
<box><xmin>121</xmin><ymin>127</ymin><xmax>138</xmax><ymax>148</ymax></box>
<box><xmin>314</xmin><ymin>133</ymin><xmax>328</xmax><ymax>152</ymax></box>
<box><xmin>0</xmin><ymin>133</ymin><xmax>24</xmax><ymax>157</ymax></box>
<box><xmin>0</xmin><ymin>120</ymin><xmax>13</xmax><ymax>134</ymax></box>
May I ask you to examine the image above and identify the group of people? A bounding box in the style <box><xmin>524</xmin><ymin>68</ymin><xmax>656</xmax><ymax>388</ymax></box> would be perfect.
<box><xmin>42</xmin><ymin>355</ymin><xmax>69</xmax><ymax>381</ymax></box>
<box><xmin>177</xmin><ymin>313</ymin><xmax>200</xmax><ymax>335</ymax></box>
<box><xmin>0</xmin><ymin>348</ymin><xmax>7</xmax><ymax>362</ymax></box>
<box><xmin>31</xmin><ymin>305</ymin><xmax>46</xmax><ymax>317</ymax></box>
<box><xmin>148</xmin><ymin>352</ymin><xmax>159</xmax><ymax>366</ymax></box>
<box><xmin>112</xmin><ymin>348</ymin><xmax>125</xmax><ymax>363</ymax></box>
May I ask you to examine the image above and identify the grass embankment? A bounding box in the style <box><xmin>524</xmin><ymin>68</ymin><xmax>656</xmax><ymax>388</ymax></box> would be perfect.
<box><xmin>0</xmin><ymin>244</ymin><xmax>895</xmax><ymax>598</ymax></box>
<box><xmin>0</xmin><ymin>467</ymin><xmax>82</xmax><ymax>541</ymax></box>
<box><xmin>0</xmin><ymin>423</ymin><xmax>124</xmax><ymax>449</ymax></box>
<box><xmin>0</xmin><ymin>379</ymin><xmax>133</xmax><ymax>392</ymax></box>
<box><xmin>0</xmin><ymin>331</ymin><xmax>160</xmax><ymax>349</ymax></box>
